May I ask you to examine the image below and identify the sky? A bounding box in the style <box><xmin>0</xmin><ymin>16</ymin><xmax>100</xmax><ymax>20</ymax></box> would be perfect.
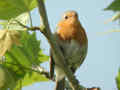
<box><xmin>23</xmin><ymin>0</ymin><xmax>120</xmax><ymax>90</ymax></box>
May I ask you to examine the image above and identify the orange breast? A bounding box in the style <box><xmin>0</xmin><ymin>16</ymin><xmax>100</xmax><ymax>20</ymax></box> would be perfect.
<box><xmin>57</xmin><ymin>21</ymin><xmax>87</xmax><ymax>46</ymax></box>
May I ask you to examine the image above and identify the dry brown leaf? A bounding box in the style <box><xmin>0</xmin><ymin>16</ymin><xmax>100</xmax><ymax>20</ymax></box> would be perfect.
<box><xmin>0</xmin><ymin>30</ymin><xmax>21</xmax><ymax>56</ymax></box>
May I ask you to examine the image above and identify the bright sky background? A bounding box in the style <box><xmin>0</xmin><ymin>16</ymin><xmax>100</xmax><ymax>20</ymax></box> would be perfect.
<box><xmin>23</xmin><ymin>0</ymin><xmax>120</xmax><ymax>90</ymax></box>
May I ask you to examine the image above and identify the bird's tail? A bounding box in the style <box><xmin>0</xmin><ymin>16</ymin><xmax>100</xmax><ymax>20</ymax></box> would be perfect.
<box><xmin>55</xmin><ymin>78</ymin><xmax>65</xmax><ymax>90</ymax></box>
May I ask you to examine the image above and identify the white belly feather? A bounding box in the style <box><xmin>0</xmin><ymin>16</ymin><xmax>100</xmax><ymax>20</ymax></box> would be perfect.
<box><xmin>55</xmin><ymin>39</ymin><xmax>87</xmax><ymax>81</ymax></box>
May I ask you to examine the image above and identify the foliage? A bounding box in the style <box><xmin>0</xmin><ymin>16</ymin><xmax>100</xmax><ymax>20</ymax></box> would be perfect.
<box><xmin>0</xmin><ymin>0</ymin><xmax>37</xmax><ymax>20</ymax></box>
<box><xmin>0</xmin><ymin>12</ymin><xmax>29</xmax><ymax>30</ymax></box>
<box><xmin>105</xmin><ymin>0</ymin><xmax>120</xmax><ymax>22</ymax></box>
<box><xmin>0</xmin><ymin>64</ymin><xmax>17</xmax><ymax>90</ymax></box>
<box><xmin>0</xmin><ymin>0</ymin><xmax>49</xmax><ymax>89</ymax></box>
<box><xmin>104</xmin><ymin>0</ymin><xmax>120</xmax><ymax>11</ymax></box>
<box><xmin>0</xmin><ymin>30</ymin><xmax>49</xmax><ymax>89</ymax></box>
<box><xmin>116</xmin><ymin>69</ymin><xmax>120</xmax><ymax>90</ymax></box>
<box><xmin>20</xmin><ymin>71</ymin><xmax>48</xmax><ymax>87</ymax></box>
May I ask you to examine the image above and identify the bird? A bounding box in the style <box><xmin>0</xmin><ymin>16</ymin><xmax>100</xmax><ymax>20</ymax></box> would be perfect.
<box><xmin>50</xmin><ymin>10</ymin><xmax>88</xmax><ymax>90</ymax></box>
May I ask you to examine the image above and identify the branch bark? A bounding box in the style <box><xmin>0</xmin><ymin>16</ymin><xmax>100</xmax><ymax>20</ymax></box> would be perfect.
<box><xmin>36</xmin><ymin>0</ymin><xmax>86</xmax><ymax>90</ymax></box>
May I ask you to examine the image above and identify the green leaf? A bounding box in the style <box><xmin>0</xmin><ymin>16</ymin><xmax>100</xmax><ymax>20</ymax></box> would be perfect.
<box><xmin>0</xmin><ymin>12</ymin><xmax>29</xmax><ymax>30</ymax></box>
<box><xmin>0</xmin><ymin>65</ymin><xmax>6</xmax><ymax>88</ymax></box>
<box><xmin>105</xmin><ymin>12</ymin><xmax>120</xmax><ymax>23</ymax></box>
<box><xmin>38</xmin><ymin>51</ymin><xmax>49</xmax><ymax>63</ymax></box>
<box><xmin>4</xmin><ymin>31</ymin><xmax>48</xmax><ymax>79</ymax></box>
<box><xmin>5</xmin><ymin>52</ymin><xmax>26</xmax><ymax>79</ymax></box>
<box><xmin>1</xmin><ymin>31</ymin><xmax>49</xmax><ymax>89</ymax></box>
<box><xmin>22</xmin><ymin>72</ymin><xmax>48</xmax><ymax>86</ymax></box>
<box><xmin>116</xmin><ymin>69</ymin><xmax>120</xmax><ymax>90</ymax></box>
<box><xmin>0</xmin><ymin>0</ymin><xmax>37</xmax><ymax>20</ymax></box>
<box><xmin>19</xmin><ymin>32</ymin><xmax>42</xmax><ymax>65</ymax></box>
<box><xmin>104</xmin><ymin>0</ymin><xmax>120</xmax><ymax>11</ymax></box>
<box><xmin>0</xmin><ymin>12</ymin><xmax>30</xmax><ymax>56</ymax></box>
<box><xmin>14</xmin><ymin>71</ymin><xmax>48</xmax><ymax>90</ymax></box>
<box><xmin>0</xmin><ymin>64</ymin><xmax>16</xmax><ymax>90</ymax></box>
<box><xmin>0</xmin><ymin>10</ymin><xmax>49</xmax><ymax>88</ymax></box>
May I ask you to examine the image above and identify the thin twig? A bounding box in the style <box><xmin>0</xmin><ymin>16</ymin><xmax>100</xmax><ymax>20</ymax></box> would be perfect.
<box><xmin>32</xmin><ymin>65</ymin><xmax>54</xmax><ymax>80</ymax></box>
<box><xmin>28</xmin><ymin>12</ymin><xmax>33</xmax><ymax>27</ymax></box>
<box><xmin>14</xmin><ymin>20</ymin><xmax>45</xmax><ymax>33</ymax></box>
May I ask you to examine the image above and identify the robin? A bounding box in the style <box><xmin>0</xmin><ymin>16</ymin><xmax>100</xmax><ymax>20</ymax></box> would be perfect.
<box><xmin>50</xmin><ymin>10</ymin><xmax>88</xmax><ymax>90</ymax></box>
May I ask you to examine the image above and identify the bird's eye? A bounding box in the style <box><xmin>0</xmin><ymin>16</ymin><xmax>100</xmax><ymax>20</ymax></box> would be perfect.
<box><xmin>74</xmin><ymin>13</ymin><xmax>78</xmax><ymax>17</ymax></box>
<box><xmin>64</xmin><ymin>15</ymin><xmax>68</xmax><ymax>19</ymax></box>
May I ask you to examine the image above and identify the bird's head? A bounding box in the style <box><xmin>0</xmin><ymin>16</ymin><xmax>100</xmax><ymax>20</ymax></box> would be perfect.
<box><xmin>57</xmin><ymin>10</ymin><xmax>87</xmax><ymax>45</ymax></box>
<box><xmin>57</xmin><ymin>10</ymin><xmax>81</xmax><ymax>41</ymax></box>
<box><xmin>58</xmin><ymin>10</ymin><xmax>79</xmax><ymax>26</ymax></box>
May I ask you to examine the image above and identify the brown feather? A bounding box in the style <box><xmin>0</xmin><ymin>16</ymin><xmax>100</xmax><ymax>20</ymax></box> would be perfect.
<box><xmin>57</xmin><ymin>19</ymin><xmax>87</xmax><ymax>46</ymax></box>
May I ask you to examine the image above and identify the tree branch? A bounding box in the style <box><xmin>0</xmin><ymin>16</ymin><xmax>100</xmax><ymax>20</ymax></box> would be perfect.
<box><xmin>15</xmin><ymin>20</ymin><xmax>45</xmax><ymax>33</ymax></box>
<box><xmin>36</xmin><ymin>0</ymin><xmax>86</xmax><ymax>90</ymax></box>
<box><xmin>2</xmin><ymin>62</ymin><xmax>52</xmax><ymax>80</ymax></box>
<box><xmin>32</xmin><ymin>65</ymin><xmax>55</xmax><ymax>81</ymax></box>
